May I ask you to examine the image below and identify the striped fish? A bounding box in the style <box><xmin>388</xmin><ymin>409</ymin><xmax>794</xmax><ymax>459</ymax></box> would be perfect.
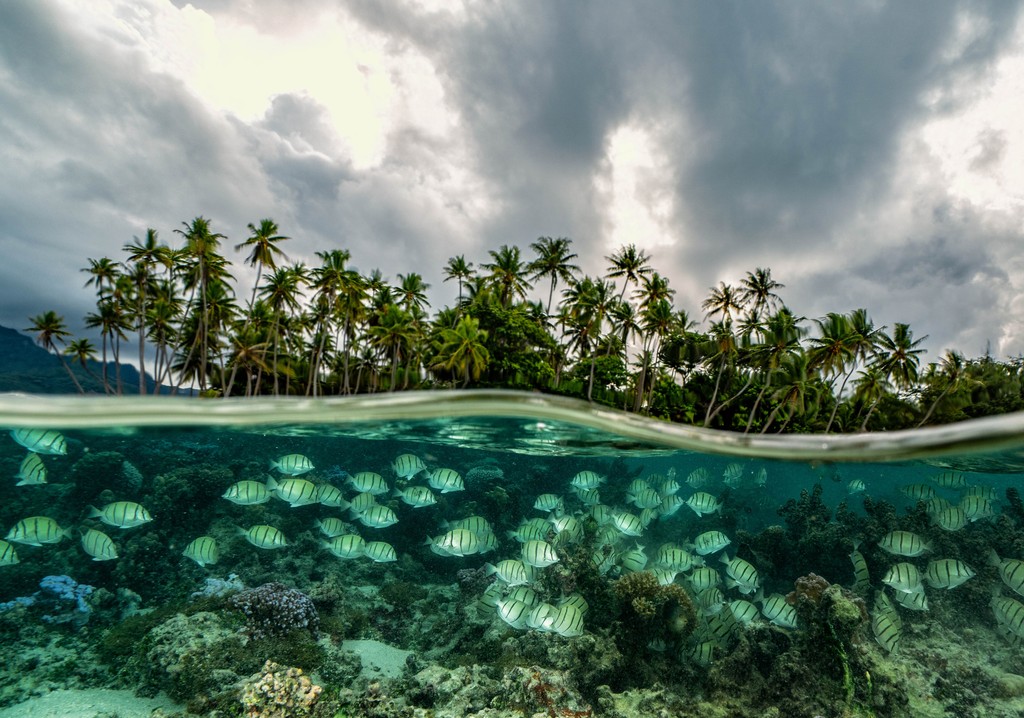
<box><xmin>933</xmin><ymin>506</ymin><xmax>967</xmax><ymax>532</ymax></box>
<box><xmin>521</xmin><ymin>540</ymin><xmax>559</xmax><ymax>568</ymax></box>
<box><xmin>901</xmin><ymin>483</ymin><xmax>935</xmax><ymax>500</ymax></box>
<box><xmin>222</xmin><ymin>480</ymin><xmax>271</xmax><ymax>505</ymax></box>
<box><xmin>349</xmin><ymin>492</ymin><xmax>378</xmax><ymax>515</ymax></box>
<box><xmin>323</xmin><ymin>534</ymin><xmax>366</xmax><ymax>559</ymax></box>
<box><xmin>316</xmin><ymin>484</ymin><xmax>349</xmax><ymax>508</ymax></box>
<box><xmin>686</xmin><ymin>468</ymin><xmax>710</xmax><ymax>489</ymax></box>
<box><xmin>507</xmin><ymin>586</ymin><xmax>539</xmax><ymax>606</ymax></box>
<box><xmin>5</xmin><ymin>516</ymin><xmax>69</xmax><ymax>546</ymax></box>
<box><xmin>690</xmin><ymin>640</ymin><xmax>716</xmax><ymax>666</ymax></box>
<box><xmin>449</xmin><ymin>515</ymin><xmax>493</xmax><ymax>537</ymax></box>
<box><xmin>933</xmin><ymin>470</ymin><xmax>967</xmax><ymax>488</ymax></box>
<box><xmin>721</xmin><ymin>554</ymin><xmax>759</xmax><ymax>595</ymax></box>
<box><xmin>267</xmin><ymin>477</ymin><xmax>318</xmax><ymax>507</ymax></box>
<box><xmin>877</xmin><ymin>530</ymin><xmax>929</xmax><ymax>557</ymax></box>
<box><xmin>570</xmin><ymin>470</ymin><xmax>604</xmax><ymax>490</ymax></box>
<box><xmin>429</xmin><ymin>528</ymin><xmax>479</xmax><ymax>557</ymax></box>
<box><xmin>689</xmin><ymin>567</ymin><xmax>720</xmax><ymax>591</ymax></box>
<box><xmin>659</xmin><ymin>495</ymin><xmax>686</xmax><ymax>517</ymax></box>
<box><xmin>722</xmin><ymin>463</ymin><xmax>744</xmax><ymax>488</ymax></box>
<box><xmin>485</xmin><ymin>559</ymin><xmax>534</xmax><ymax>586</ymax></box>
<box><xmin>497</xmin><ymin>598</ymin><xmax>531</xmax><ymax>629</ymax></box>
<box><xmin>846</xmin><ymin>479</ymin><xmax>866</xmax><ymax>494</ymax></box>
<box><xmin>533</xmin><ymin>494</ymin><xmax>563</xmax><ymax>512</ymax></box>
<box><xmin>989</xmin><ymin>550</ymin><xmax>1024</xmax><ymax>597</ymax></box>
<box><xmin>959</xmin><ymin>495</ymin><xmax>996</xmax><ymax>521</ymax></box>
<box><xmin>694</xmin><ymin>530</ymin><xmax>731</xmax><ymax>556</ymax></box>
<box><xmin>685</xmin><ymin>492</ymin><xmax>722</xmax><ymax>517</ymax></box>
<box><xmin>704</xmin><ymin>604</ymin><xmax>739</xmax><ymax>641</ymax></box>
<box><xmin>507</xmin><ymin>518</ymin><xmax>551</xmax><ymax>543</ymax></box>
<box><xmin>10</xmin><ymin>429</ymin><xmax>67</xmax><ymax>455</ymax></box>
<box><xmin>0</xmin><ymin>539</ymin><xmax>19</xmax><ymax>566</ymax></box>
<box><xmin>924</xmin><ymin>558</ymin><xmax>975</xmax><ymax>589</ymax></box>
<box><xmin>393</xmin><ymin>485</ymin><xmax>436</xmax><ymax>508</ymax></box>
<box><xmin>758</xmin><ymin>592</ymin><xmax>798</xmax><ymax>628</ymax></box>
<box><xmin>618</xmin><ymin>546</ymin><xmax>648</xmax><ymax>573</ymax></box>
<box><xmin>182</xmin><ymin>536</ymin><xmax>219</xmax><ymax>566</ymax></box>
<box><xmin>547</xmin><ymin>603</ymin><xmax>585</xmax><ymax>637</ymax></box>
<box><xmin>992</xmin><ymin>595</ymin><xmax>1024</xmax><ymax>645</ymax></box>
<box><xmin>655</xmin><ymin>476</ymin><xmax>681</xmax><ymax>497</ymax></box>
<box><xmin>892</xmin><ymin>589</ymin><xmax>929</xmax><ymax>611</ymax></box>
<box><xmin>560</xmin><ymin>593</ymin><xmax>589</xmax><ymax>614</ymax></box>
<box><xmin>348</xmin><ymin>472</ymin><xmax>389</xmax><ymax>495</ymax></box>
<box><xmin>655</xmin><ymin>544</ymin><xmax>704</xmax><ymax>572</ymax></box>
<box><xmin>316</xmin><ymin>517</ymin><xmax>348</xmax><ymax>538</ymax></box>
<box><xmin>574</xmin><ymin>488</ymin><xmax>601</xmax><ymax>506</ymax></box>
<box><xmin>697</xmin><ymin>586</ymin><xmax>726</xmax><ymax>615</ymax></box>
<box><xmin>753</xmin><ymin>468</ymin><xmax>768</xmax><ymax>488</ymax></box>
<box><xmin>589</xmin><ymin>505</ymin><xmax>614</xmax><ymax>525</ymax></box>
<box><xmin>241</xmin><ymin>524</ymin><xmax>287</xmax><ymax>549</ymax></box>
<box><xmin>651</xmin><ymin>568</ymin><xmax>679</xmax><ymax>586</ymax></box>
<box><xmin>89</xmin><ymin>501</ymin><xmax>152</xmax><ymax>529</ymax></box>
<box><xmin>882</xmin><ymin>562</ymin><xmax>923</xmax><ymax>594</ymax></box>
<box><xmin>527</xmin><ymin>602</ymin><xmax>558</xmax><ymax>631</ymax></box>
<box><xmin>923</xmin><ymin>497</ymin><xmax>952</xmax><ymax>515</ymax></box>
<box><xmin>427</xmin><ymin>468</ymin><xmax>464</xmax><ymax>494</ymax></box>
<box><xmin>611</xmin><ymin>511</ymin><xmax>644</xmax><ymax>537</ymax></box>
<box><xmin>550</xmin><ymin>516</ymin><xmax>583</xmax><ymax>545</ymax></box>
<box><xmin>729</xmin><ymin>599</ymin><xmax>760</xmax><ymax>625</ymax></box>
<box><xmin>392</xmin><ymin>454</ymin><xmax>426</xmax><ymax>479</ymax></box>
<box><xmin>628</xmin><ymin>487</ymin><xmax>663</xmax><ymax>510</ymax></box>
<box><xmin>363</xmin><ymin>540</ymin><xmax>397</xmax><ymax>562</ymax></box>
<box><xmin>14</xmin><ymin>452</ymin><xmax>46</xmax><ymax>486</ymax></box>
<box><xmin>963</xmin><ymin>484</ymin><xmax>997</xmax><ymax>499</ymax></box>
<box><xmin>270</xmin><ymin>454</ymin><xmax>314</xmax><ymax>476</ymax></box>
<box><xmin>356</xmin><ymin>505</ymin><xmax>399</xmax><ymax>529</ymax></box>
<box><xmin>80</xmin><ymin>527</ymin><xmax>118</xmax><ymax>561</ymax></box>
<box><xmin>872</xmin><ymin>593</ymin><xmax>902</xmax><ymax>653</ymax></box>
<box><xmin>849</xmin><ymin>541</ymin><xmax>870</xmax><ymax>593</ymax></box>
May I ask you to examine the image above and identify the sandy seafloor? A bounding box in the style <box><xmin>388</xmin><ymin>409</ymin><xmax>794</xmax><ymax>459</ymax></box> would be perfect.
<box><xmin>0</xmin><ymin>688</ymin><xmax>180</xmax><ymax>718</ymax></box>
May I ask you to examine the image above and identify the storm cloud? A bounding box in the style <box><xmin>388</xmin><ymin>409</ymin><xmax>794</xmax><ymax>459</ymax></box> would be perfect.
<box><xmin>2</xmin><ymin>0</ymin><xmax>1023</xmax><ymax>364</ymax></box>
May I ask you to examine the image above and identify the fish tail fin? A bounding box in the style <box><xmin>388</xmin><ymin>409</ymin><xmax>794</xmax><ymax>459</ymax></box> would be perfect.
<box><xmin>87</xmin><ymin>505</ymin><xmax>102</xmax><ymax>519</ymax></box>
<box><xmin>988</xmin><ymin>548</ymin><xmax>1002</xmax><ymax>566</ymax></box>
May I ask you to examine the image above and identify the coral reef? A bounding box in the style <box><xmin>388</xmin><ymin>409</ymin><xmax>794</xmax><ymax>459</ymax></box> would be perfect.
<box><xmin>613</xmin><ymin>570</ymin><xmax>696</xmax><ymax>647</ymax></box>
<box><xmin>240</xmin><ymin>660</ymin><xmax>323</xmax><ymax>718</ymax></box>
<box><xmin>0</xmin><ymin>575</ymin><xmax>95</xmax><ymax>627</ymax></box>
<box><xmin>229</xmin><ymin>582</ymin><xmax>320</xmax><ymax>641</ymax></box>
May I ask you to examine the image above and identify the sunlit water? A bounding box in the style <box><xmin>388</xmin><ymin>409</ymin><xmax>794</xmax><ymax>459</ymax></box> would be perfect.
<box><xmin>1</xmin><ymin>390</ymin><xmax>1024</xmax><ymax>717</ymax></box>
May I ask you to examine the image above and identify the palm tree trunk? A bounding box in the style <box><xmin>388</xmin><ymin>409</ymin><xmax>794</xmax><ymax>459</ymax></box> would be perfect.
<box><xmin>744</xmin><ymin>376</ymin><xmax>772</xmax><ymax>434</ymax></box>
<box><xmin>917</xmin><ymin>384</ymin><xmax>953</xmax><ymax>428</ymax></box>
<box><xmin>703</xmin><ymin>354</ymin><xmax>729</xmax><ymax>426</ymax></box>
<box><xmin>824</xmin><ymin>367</ymin><xmax>856</xmax><ymax>433</ymax></box>
<box><xmin>705</xmin><ymin>373</ymin><xmax>756</xmax><ymax>425</ymax></box>
<box><xmin>100</xmin><ymin>333</ymin><xmax>111</xmax><ymax>395</ymax></box>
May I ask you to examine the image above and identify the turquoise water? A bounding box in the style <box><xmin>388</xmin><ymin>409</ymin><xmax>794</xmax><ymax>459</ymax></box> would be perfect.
<box><xmin>1</xmin><ymin>390</ymin><xmax>1024</xmax><ymax>717</ymax></box>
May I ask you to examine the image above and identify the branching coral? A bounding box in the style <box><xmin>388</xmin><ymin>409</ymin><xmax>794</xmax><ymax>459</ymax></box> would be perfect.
<box><xmin>614</xmin><ymin>571</ymin><xmax>696</xmax><ymax>641</ymax></box>
<box><xmin>229</xmin><ymin>582</ymin><xmax>319</xmax><ymax>641</ymax></box>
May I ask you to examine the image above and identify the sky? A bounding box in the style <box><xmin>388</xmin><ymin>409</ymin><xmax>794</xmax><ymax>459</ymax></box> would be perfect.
<box><xmin>2</xmin><ymin>0</ymin><xmax>1024</xmax><ymax>366</ymax></box>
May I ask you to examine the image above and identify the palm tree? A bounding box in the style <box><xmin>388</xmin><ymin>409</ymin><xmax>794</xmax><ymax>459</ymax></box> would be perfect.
<box><xmin>738</xmin><ymin>267</ymin><xmax>784</xmax><ymax>315</ymax></box>
<box><xmin>853</xmin><ymin>366</ymin><xmax>891</xmax><ymax>431</ymax></box>
<box><xmin>443</xmin><ymin>255</ymin><xmax>475</xmax><ymax>308</ymax></box>
<box><xmin>482</xmin><ymin>245</ymin><xmax>533</xmax><ymax>307</ymax></box>
<box><xmin>605</xmin><ymin>244</ymin><xmax>653</xmax><ymax>302</ymax></box>
<box><xmin>235</xmin><ymin>219</ymin><xmax>290</xmax><ymax>315</ymax></box>
<box><xmin>807</xmin><ymin>312</ymin><xmax>855</xmax><ymax>432</ymax></box>
<box><xmin>433</xmin><ymin>316</ymin><xmax>490</xmax><ymax>387</ymax></box>
<box><xmin>124</xmin><ymin>228</ymin><xmax>171</xmax><ymax>394</ymax></box>
<box><xmin>528</xmin><ymin>236</ymin><xmax>580</xmax><ymax>314</ymax></box>
<box><xmin>635</xmin><ymin>272</ymin><xmax>675</xmax><ymax>312</ymax></box>
<box><xmin>260</xmin><ymin>263</ymin><xmax>307</xmax><ymax>395</ymax></box>
<box><xmin>637</xmin><ymin>297</ymin><xmax>675</xmax><ymax>410</ymax></box>
<box><xmin>873</xmin><ymin>322</ymin><xmax>927</xmax><ymax>395</ymax></box>
<box><xmin>306</xmin><ymin>249</ymin><xmax>352</xmax><ymax>396</ymax></box>
<box><xmin>760</xmin><ymin>353</ymin><xmax>819</xmax><ymax>433</ymax></box>
<box><xmin>368</xmin><ymin>304</ymin><xmax>417</xmax><ymax>390</ymax></box>
<box><xmin>702</xmin><ymin>282</ymin><xmax>744</xmax><ymax>322</ymax></box>
<box><xmin>65</xmin><ymin>338</ymin><xmax>101</xmax><ymax>388</ymax></box>
<box><xmin>84</xmin><ymin>298</ymin><xmax>129</xmax><ymax>395</ymax></box>
<box><xmin>397</xmin><ymin>273</ymin><xmax>430</xmax><ymax>315</ymax></box>
<box><xmin>81</xmin><ymin>257</ymin><xmax>121</xmax><ymax>299</ymax></box>
<box><xmin>744</xmin><ymin>308</ymin><xmax>805</xmax><ymax>432</ymax></box>
<box><xmin>917</xmin><ymin>350</ymin><xmax>967</xmax><ymax>427</ymax></box>
<box><xmin>27</xmin><ymin>311</ymin><xmax>83</xmax><ymax>393</ymax></box>
<box><xmin>173</xmin><ymin>217</ymin><xmax>228</xmax><ymax>392</ymax></box>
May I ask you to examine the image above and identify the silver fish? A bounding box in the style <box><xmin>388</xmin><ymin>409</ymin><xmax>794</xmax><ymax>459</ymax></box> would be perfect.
<box><xmin>89</xmin><ymin>501</ymin><xmax>152</xmax><ymax>529</ymax></box>
<box><xmin>182</xmin><ymin>536</ymin><xmax>218</xmax><ymax>566</ymax></box>
<box><xmin>270</xmin><ymin>454</ymin><xmax>314</xmax><ymax>476</ymax></box>
<box><xmin>14</xmin><ymin>452</ymin><xmax>46</xmax><ymax>486</ymax></box>
<box><xmin>10</xmin><ymin>429</ymin><xmax>67</xmax><ymax>456</ymax></box>
<box><xmin>80</xmin><ymin>528</ymin><xmax>118</xmax><ymax>561</ymax></box>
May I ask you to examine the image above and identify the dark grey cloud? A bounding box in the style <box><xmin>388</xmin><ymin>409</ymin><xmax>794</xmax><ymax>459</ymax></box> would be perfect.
<box><xmin>0</xmin><ymin>0</ymin><xmax>1022</xmax><ymax>367</ymax></box>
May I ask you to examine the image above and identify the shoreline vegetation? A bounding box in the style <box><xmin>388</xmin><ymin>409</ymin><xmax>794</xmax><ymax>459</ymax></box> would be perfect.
<box><xmin>24</xmin><ymin>217</ymin><xmax>1024</xmax><ymax>433</ymax></box>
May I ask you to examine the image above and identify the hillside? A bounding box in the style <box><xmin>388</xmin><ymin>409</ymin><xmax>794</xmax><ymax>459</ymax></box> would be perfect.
<box><xmin>0</xmin><ymin>325</ymin><xmax>156</xmax><ymax>394</ymax></box>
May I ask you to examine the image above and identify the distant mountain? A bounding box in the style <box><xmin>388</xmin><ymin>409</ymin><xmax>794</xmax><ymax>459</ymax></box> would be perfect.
<box><xmin>0</xmin><ymin>325</ymin><xmax>158</xmax><ymax>394</ymax></box>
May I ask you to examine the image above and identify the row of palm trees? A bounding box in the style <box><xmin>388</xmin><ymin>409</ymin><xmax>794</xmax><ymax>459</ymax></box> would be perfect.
<box><xmin>26</xmin><ymin>217</ymin><xmax>1024</xmax><ymax>432</ymax></box>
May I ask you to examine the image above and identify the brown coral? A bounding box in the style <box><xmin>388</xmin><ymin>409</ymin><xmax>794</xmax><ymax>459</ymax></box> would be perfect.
<box><xmin>240</xmin><ymin>660</ymin><xmax>322</xmax><ymax>718</ymax></box>
<box><xmin>613</xmin><ymin>571</ymin><xmax>696</xmax><ymax>638</ymax></box>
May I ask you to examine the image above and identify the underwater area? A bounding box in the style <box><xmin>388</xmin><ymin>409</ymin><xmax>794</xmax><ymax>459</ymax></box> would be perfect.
<box><xmin>2</xmin><ymin>391</ymin><xmax>1024</xmax><ymax>718</ymax></box>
